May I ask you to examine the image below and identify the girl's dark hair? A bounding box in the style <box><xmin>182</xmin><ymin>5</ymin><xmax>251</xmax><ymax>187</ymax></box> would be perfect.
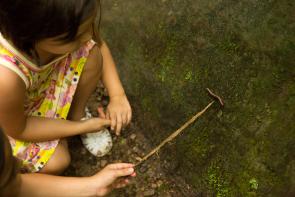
<box><xmin>0</xmin><ymin>0</ymin><xmax>101</xmax><ymax>54</ymax></box>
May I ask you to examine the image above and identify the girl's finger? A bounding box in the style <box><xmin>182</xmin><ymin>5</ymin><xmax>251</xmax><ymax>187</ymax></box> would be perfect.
<box><xmin>114</xmin><ymin>167</ymin><xmax>134</xmax><ymax>177</ymax></box>
<box><xmin>122</xmin><ymin>113</ymin><xmax>128</xmax><ymax>128</ymax></box>
<box><xmin>112</xmin><ymin>179</ymin><xmax>129</xmax><ymax>189</ymax></box>
<box><xmin>116</xmin><ymin>114</ymin><xmax>122</xmax><ymax>135</ymax></box>
<box><xmin>106</xmin><ymin>110</ymin><xmax>111</xmax><ymax>120</ymax></box>
<box><xmin>127</xmin><ymin>110</ymin><xmax>132</xmax><ymax>125</ymax></box>
<box><xmin>130</xmin><ymin>172</ymin><xmax>136</xmax><ymax>177</ymax></box>
<box><xmin>97</xmin><ymin>106</ymin><xmax>106</xmax><ymax>119</ymax></box>
<box><xmin>110</xmin><ymin>112</ymin><xmax>116</xmax><ymax>131</ymax></box>
<box><xmin>107</xmin><ymin>163</ymin><xmax>134</xmax><ymax>170</ymax></box>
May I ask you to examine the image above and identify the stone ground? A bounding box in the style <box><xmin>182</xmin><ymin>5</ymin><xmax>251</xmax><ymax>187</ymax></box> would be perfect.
<box><xmin>64</xmin><ymin>88</ymin><xmax>194</xmax><ymax>197</ymax></box>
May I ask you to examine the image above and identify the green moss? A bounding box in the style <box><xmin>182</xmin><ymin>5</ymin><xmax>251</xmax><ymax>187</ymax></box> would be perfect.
<box><xmin>102</xmin><ymin>0</ymin><xmax>295</xmax><ymax>195</ymax></box>
<box><xmin>207</xmin><ymin>164</ymin><xmax>231</xmax><ymax>197</ymax></box>
<box><xmin>184</xmin><ymin>70</ymin><xmax>193</xmax><ymax>81</ymax></box>
<box><xmin>249</xmin><ymin>178</ymin><xmax>258</xmax><ymax>190</ymax></box>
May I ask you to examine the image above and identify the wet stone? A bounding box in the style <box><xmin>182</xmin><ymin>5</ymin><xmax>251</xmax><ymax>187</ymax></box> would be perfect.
<box><xmin>143</xmin><ymin>189</ymin><xmax>155</xmax><ymax>196</ymax></box>
<box><xmin>100</xmin><ymin>160</ymin><xmax>107</xmax><ymax>167</ymax></box>
<box><xmin>133</xmin><ymin>146</ymin><xmax>140</xmax><ymax>153</ymax></box>
<box><xmin>130</xmin><ymin>133</ymin><xmax>137</xmax><ymax>140</ymax></box>
<box><xmin>151</xmin><ymin>183</ymin><xmax>158</xmax><ymax>188</ymax></box>
<box><xmin>139</xmin><ymin>165</ymin><xmax>148</xmax><ymax>173</ymax></box>
<box><xmin>81</xmin><ymin>148</ymin><xmax>87</xmax><ymax>155</ymax></box>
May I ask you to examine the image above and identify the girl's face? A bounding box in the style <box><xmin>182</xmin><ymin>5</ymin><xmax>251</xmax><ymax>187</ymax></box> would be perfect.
<box><xmin>35</xmin><ymin>14</ymin><xmax>96</xmax><ymax>55</ymax></box>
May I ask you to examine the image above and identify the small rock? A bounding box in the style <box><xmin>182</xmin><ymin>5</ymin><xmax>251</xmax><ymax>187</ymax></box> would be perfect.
<box><xmin>96</xmin><ymin>161</ymin><xmax>100</xmax><ymax>167</ymax></box>
<box><xmin>132</xmin><ymin>146</ymin><xmax>140</xmax><ymax>153</ymax></box>
<box><xmin>162</xmin><ymin>192</ymin><xmax>172</xmax><ymax>197</ymax></box>
<box><xmin>151</xmin><ymin>183</ymin><xmax>157</xmax><ymax>188</ymax></box>
<box><xmin>136</xmin><ymin>193</ymin><xmax>143</xmax><ymax>197</ymax></box>
<box><xmin>147</xmin><ymin>169</ymin><xmax>157</xmax><ymax>177</ymax></box>
<box><xmin>157</xmin><ymin>180</ymin><xmax>163</xmax><ymax>187</ymax></box>
<box><xmin>143</xmin><ymin>189</ymin><xmax>155</xmax><ymax>196</ymax></box>
<box><xmin>139</xmin><ymin>165</ymin><xmax>148</xmax><ymax>173</ymax></box>
<box><xmin>100</xmin><ymin>160</ymin><xmax>107</xmax><ymax>167</ymax></box>
<box><xmin>130</xmin><ymin>134</ymin><xmax>137</xmax><ymax>140</ymax></box>
<box><xmin>81</xmin><ymin>148</ymin><xmax>87</xmax><ymax>155</ymax></box>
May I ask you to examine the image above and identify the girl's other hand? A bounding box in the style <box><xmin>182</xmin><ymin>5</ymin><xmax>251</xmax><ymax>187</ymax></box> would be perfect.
<box><xmin>105</xmin><ymin>94</ymin><xmax>132</xmax><ymax>135</ymax></box>
<box><xmin>90</xmin><ymin>163</ymin><xmax>136</xmax><ymax>196</ymax></box>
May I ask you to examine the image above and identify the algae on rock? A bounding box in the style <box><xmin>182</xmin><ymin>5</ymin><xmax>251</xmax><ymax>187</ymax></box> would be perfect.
<box><xmin>101</xmin><ymin>0</ymin><xmax>295</xmax><ymax>196</ymax></box>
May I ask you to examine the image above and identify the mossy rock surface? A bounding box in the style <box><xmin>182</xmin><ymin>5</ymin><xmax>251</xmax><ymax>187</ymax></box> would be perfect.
<box><xmin>101</xmin><ymin>0</ymin><xmax>295</xmax><ymax>196</ymax></box>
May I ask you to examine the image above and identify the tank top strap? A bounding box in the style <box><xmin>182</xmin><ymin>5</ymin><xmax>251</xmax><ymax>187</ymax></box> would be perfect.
<box><xmin>0</xmin><ymin>46</ymin><xmax>31</xmax><ymax>88</ymax></box>
<box><xmin>0</xmin><ymin>34</ymin><xmax>32</xmax><ymax>89</ymax></box>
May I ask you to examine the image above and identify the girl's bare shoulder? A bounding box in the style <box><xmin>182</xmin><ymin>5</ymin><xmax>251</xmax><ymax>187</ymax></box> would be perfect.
<box><xmin>0</xmin><ymin>65</ymin><xmax>26</xmax><ymax>103</ymax></box>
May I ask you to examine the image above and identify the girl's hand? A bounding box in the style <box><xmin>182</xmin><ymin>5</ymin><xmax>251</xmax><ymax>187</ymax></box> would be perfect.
<box><xmin>83</xmin><ymin>117</ymin><xmax>111</xmax><ymax>133</ymax></box>
<box><xmin>90</xmin><ymin>163</ymin><xmax>136</xmax><ymax>196</ymax></box>
<box><xmin>104</xmin><ymin>94</ymin><xmax>132</xmax><ymax>135</ymax></box>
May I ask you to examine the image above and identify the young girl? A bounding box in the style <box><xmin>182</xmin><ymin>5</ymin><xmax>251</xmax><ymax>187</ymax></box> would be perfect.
<box><xmin>0</xmin><ymin>0</ymin><xmax>132</xmax><ymax>174</ymax></box>
<box><xmin>0</xmin><ymin>128</ymin><xmax>136</xmax><ymax>197</ymax></box>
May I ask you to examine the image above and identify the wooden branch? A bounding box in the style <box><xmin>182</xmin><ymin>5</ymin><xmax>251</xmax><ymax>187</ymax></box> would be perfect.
<box><xmin>135</xmin><ymin>101</ymin><xmax>215</xmax><ymax>167</ymax></box>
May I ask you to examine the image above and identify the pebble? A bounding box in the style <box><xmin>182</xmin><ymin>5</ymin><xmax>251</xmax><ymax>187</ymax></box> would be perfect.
<box><xmin>100</xmin><ymin>160</ymin><xmax>107</xmax><ymax>167</ymax></box>
<box><xmin>96</xmin><ymin>161</ymin><xmax>100</xmax><ymax>166</ymax></box>
<box><xmin>143</xmin><ymin>189</ymin><xmax>155</xmax><ymax>196</ymax></box>
<box><xmin>81</xmin><ymin>148</ymin><xmax>87</xmax><ymax>155</ymax></box>
<box><xmin>139</xmin><ymin>165</ymin><xmax>148</xmax><ymax>173</ymax></box>
<box><xmin>133</xmin><ymin>146</ymin><xmax>140</xmax><ymax>153</ymax></box>
<box><xmin>130</xmin><ymin>133</ymin><xmax>137</xmax><ymax>140</ymax></box>
<box><xmin>151</xmin><ymin>183</ymin><xmax>158</xmax><ymax>188</ymax></box>
<box><xmin>162</xmin><ymin>193</ymin><xmax>172</xmax><ymax>197</ymax></box>
<box><xmin>157</xmin><ymin>180</ymin><xmax>163</xmax><ymax>187</ymax></box>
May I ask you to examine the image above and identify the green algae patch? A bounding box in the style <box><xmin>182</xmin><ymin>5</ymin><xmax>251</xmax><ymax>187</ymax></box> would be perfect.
<box><xmin>101</xmin><ymin>0</ymin><xmax>295</xmax><ymax>195</ymax></box>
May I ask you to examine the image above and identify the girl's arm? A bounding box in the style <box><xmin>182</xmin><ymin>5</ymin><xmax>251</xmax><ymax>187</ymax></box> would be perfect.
<box><xmin>19</xmin><ymin>163</ymin><xmax>135</xmax><ymax>197</ymax></box>
<box><xmin>100</xmin><ymin>40</ymin><xmax>125</xmax><ymax>98</ymax></box>
<box><xmin>99</xmin><ymin>41</ymin><xmax>132</xmax><ymax>135</ymax></box>
<box><xmin>0</xmin><ymin>67</ymin><xmax>110</xmax><ymax>142</ymax></box>
<box><xmin>20</xmin><ymin>174</ymin><xmax>96</xmax><ymax>197</ymax></box>
<box><xmin>19</xmin><ymin>116</ymin><xmax>110</xmax><ymax>142</ymax></box>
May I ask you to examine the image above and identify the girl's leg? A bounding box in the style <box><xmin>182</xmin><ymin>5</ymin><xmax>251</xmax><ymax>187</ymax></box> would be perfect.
<box><xmin>39</xmin><ymin>139</ymin><xmax>71</xmax><ymax>175</ymax></box>
<box><xmin>68</xmin><ymin>46</ymin><xmax>102</xmax><ymax>121</ymax></box>
<box><xmin>40</xmin><ymin>46</ymin><xmax>102</xmax><ymax>174</ymax></box>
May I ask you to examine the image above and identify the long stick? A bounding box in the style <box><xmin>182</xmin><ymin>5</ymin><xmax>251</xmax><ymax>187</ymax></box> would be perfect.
<box><xmin>135</xmin><ymin>101</ymin><xmax>215</xmax><ymax>166</ymax></box>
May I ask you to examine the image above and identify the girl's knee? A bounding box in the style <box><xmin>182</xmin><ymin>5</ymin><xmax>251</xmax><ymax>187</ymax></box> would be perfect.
<box><xmin>43</xmin><ymin>151</ymin><xmax>70</xmax><ymax>175</ymax></box>
<box><xmin>40</xmin><ymin>142</ymin><xmax>71</xmax><ymax>175</ymax></box>
<box><xmin>59</xmin><ymin>148</ymin><xmax>71</xmax><ymax>171</ymax></box>
<box><xmin>54</xmin><ymin>141</ymin><xmax>71</xmax><ymax>174</ymax></box>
